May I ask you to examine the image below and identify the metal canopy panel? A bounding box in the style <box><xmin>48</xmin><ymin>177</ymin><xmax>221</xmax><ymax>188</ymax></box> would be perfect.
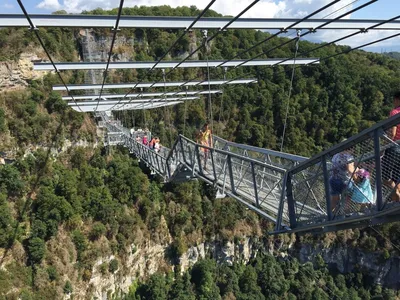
<box><xmin>3</xmin><ymin>15</ymin><xmax>400</xmax><ymax>30</ymax></box>
<box><xmin>72</xmin><ymin>100</ymin><xmax>186</xmax><ymax>112</ymax></box>
<box><xmin>53</xmin><ymin>78</ymin><xmax>257</xmax><ymax>91</ymax></box>
<box><xmin>68</xmin><ymin>96</ymin><xmax>200</xmax><ymax>107</ymax></box>
<box><xmin>35</xmin><ymin>58</ymin><xmax>319</xmax><ymax>71</ymax></box>
<box><xmin>72</xmin><ymin>101</ymin><xmax>183</xmax><ymax>112</ymax></box>
<box><xmin>62</xmin><ymin>90</ymin><xmax>222</xmax><ymax>101</ymax></box>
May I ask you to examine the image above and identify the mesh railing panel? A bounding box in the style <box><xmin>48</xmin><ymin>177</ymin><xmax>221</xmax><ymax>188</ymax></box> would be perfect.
<box><xmin>288</xmin><ymin>113</ymin><xmax>400</xmax><ymax>230</ymax></box>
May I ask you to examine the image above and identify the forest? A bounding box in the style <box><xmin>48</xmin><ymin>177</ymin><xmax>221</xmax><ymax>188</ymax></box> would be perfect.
<box><xmin>1</xmin><ymin>4</ymin><xmax>400</xmax><ymax>299</ymax></box>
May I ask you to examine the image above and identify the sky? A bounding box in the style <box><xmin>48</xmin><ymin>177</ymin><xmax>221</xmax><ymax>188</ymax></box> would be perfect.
<box><xmin>2</xmin><ymin>0</ymin><xmax>400</xmax><ymax>52</ymax></box>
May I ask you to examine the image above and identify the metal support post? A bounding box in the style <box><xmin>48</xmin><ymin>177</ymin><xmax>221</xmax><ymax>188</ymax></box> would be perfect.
<box><xmin>322</xmin><ymin>155</ymin><xmax>333</xmax><ymax>220</ymax></box>
<box><xmin>374</xmin><ymin>129</ymin><xmax>384</xmax><ymax>211</ymax></box>
<box><xmin>195</xmin><ymin>145</ymin><xmax>203</xmax><ymax>175</ymax></box>
<box><xmin>275</xmin><ymin>172</ymin><xmax>288</xmax><ymax>231</ymax></box>
<box><xmin>227</xmin><ymin>155</ymin><xmax>236</xmax><ymax>194</ymax></box>
<box><xmin>179</xmin><ymin>137</ymin><xmax>187</xmax><ymax>164</ymax></box>
<box><xmin>250</xmin><ymin>162</ymin><xmax>260</xmax><ymax>207</ymax></box>
<box><xmin>286</xmin><ymin>172</ymin><xmax>297</xmax><ymax>229</ymax></box>
<box><xmin>210</xmin><ymin>149</ymin><xmax>217</xmax><ymax>180</ymax></box>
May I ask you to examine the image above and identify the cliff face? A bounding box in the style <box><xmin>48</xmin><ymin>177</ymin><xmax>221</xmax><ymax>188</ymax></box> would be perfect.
<box><xmin>298</xmin><ymin>243</ymin><xmax>400</xmax><ymax>288</ymax></box>
<box><xmin>0</xmin><ymin>52</ymin><xmax>49</xmax><ymax>91</ymax></box>
<box><xmin>76</xmin><ymin>237</ymin><xmax>400</xmax><ymax>299</ymax></box>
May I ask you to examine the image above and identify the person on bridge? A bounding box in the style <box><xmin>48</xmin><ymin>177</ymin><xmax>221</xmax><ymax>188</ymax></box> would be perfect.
<box><xmin>154</xmin><ymin>138</ymin><xmax>161</xmax><ymax>153</ymax></box>
<box><xmin>329</xmin><ymin>149</ymin><xmax>356</xmax><ymax>214</ymax></box>
<box><xmin>142</xmin><ymin>135</ymin><xmax>148</xmax><ymax>146</ymax></box>
<box><xmin>382</xmin><ymin>91</ymin><xmax>400</xmax><ymax>201</ymax></box>
<box><xmin>348</xmin><ymin>168</ymin><xmax>374</xmax><ymax>205</ymax></box>
<box><xmin>197</xmin><ymin>122</ymin><xmax>212</xmax><ymax>171</ymax></box>
<box><xmin>149</xmin><ymin>137</ymin><xmax>156</xmax><ymax>149</ymax></box>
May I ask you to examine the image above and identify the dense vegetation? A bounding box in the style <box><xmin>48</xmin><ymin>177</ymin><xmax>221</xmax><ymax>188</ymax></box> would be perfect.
<box><xmin>1</xmin><ymin>4</ymin><xmax>400</xmax><ymax>299</ymax></box>
<box><xmin>126</xmin><ymin>255</ymin><xmax>398</xmax><ymax>300</ymax></box>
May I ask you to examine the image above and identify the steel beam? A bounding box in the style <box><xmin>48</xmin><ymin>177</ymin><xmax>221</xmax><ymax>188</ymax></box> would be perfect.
<box><xmin>69</xmin><ymin>96</ymin><xmax>199</xmax><ymax>107</ymax></box>
<box><xmin>53</xmin><ymin>78</ymin><xmax>257</xmax><ymax>91</ymax></box>
<box><xmin>71</xmin><ymin>100</ymin><xmax>184</xmax><ymax>112</ymax></box>
<box><xmin>62</xmin><ymin>89</ymin><xmax>222</xmax><ymax>101</ymax></box>
<box><xmin>3</xmin><ymin>15</ymin><xmax>400</xmax><ymax>30</ymax></box>
<box><xmin>34</xmin><ymin>58</ymin><xmax>319</xmax><ymax>71</ymax></box>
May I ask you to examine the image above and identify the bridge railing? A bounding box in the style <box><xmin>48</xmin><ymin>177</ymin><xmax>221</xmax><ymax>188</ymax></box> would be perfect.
<box><xmin>165</xmin><ymin>134</ymin><xmax>290</xmax><ymax>224</ymax></box>
<box><xmin>285</xmin><ymin>112</ymin><xmax>400</xmax><ymax>232</ymax></box>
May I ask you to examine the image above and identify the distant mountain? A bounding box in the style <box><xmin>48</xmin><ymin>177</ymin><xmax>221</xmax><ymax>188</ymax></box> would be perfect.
<box><xmin>383</xmin><ymin>51</ymin><xmax>400</xmax><ymax>60</ymax></box>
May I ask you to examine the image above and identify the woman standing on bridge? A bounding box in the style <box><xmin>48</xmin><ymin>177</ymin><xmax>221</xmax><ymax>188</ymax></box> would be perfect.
<box><xmin>198</xmin><ymin>123</ymin><xmax>212</xmax><ymax>171</ymax></box>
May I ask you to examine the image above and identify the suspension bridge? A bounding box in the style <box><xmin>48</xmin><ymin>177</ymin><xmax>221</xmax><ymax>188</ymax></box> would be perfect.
<box><xmin>100</xmin><ymin>110</ymin><xmax>400</xmax><ymax>234</ymax></box>
<box><xmin>7</xmin><ymin>0</ymin><xmax>400</xmax><ymax>234</ymax></box>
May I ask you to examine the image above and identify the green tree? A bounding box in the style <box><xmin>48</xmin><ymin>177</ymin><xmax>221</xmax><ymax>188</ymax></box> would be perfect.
<box><xmin>27</xmin><ymin>237</ymin><xmax>45</xmax><ymax>265</ymax></box>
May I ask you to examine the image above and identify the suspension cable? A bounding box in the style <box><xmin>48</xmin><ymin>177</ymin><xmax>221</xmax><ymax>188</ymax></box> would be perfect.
<box><xmin>216</xmin><ymin>0</ymin><xmax>341</xmax><ymax>68</ymax></box>
<box><xmin>234</xmin><ymin>0</ymin><xmax>377</xmax><ymax>69</ymax></box>
<box><xmin>269</xmin><ymin>13</ymin><xmax>400</xmax><ymax>82</ymax></box>
<box><xmin>94</xmin><ymin>0</ymin><xmax>124</xmax><ymax>113</ymax></box>
<box><xmin>165</xmin><ymin>0</ymin><xmax>260</xmax><ymax>78</ymax></box>
<box><xmin>310</xmin><ymin>31</ymin><xmax>400</xmax><ymax>64</ymax></box>
<box><xmin>280</xmin><ymin>30</ymin><xmax>301</xmax><ymax>152</ymax></box>
<box><xmin>322</xmin><ymin>0</ymin><xmax>360</xmax><ymax>19</ymax></box>
<box><xmin>183</xmin><ymin>86</ymin><xmax>188</xmax><ymax>135</ymax></box>
<box><xmin>106</xmin><ymin>0</ymin><xmax>216</xmax><ymax>112</ymax></box>
<box><xmin>217</xmin><ymin>67</ymin><xmax>228</xmax><ymax>136</ymax></box>
<box><xmin>203</xmin><ymin>30</ymin><xmax>214</xmax><ymax>132</ymax></box>
<box><xmin>283</xmin><ymin>13</ymin><xmax>400</xmax><ymax>65</ymax></box>
<box><xmin>16</xmin><ymin>0</ymin><xmax>83</xmax><ymax>113</ymax></box>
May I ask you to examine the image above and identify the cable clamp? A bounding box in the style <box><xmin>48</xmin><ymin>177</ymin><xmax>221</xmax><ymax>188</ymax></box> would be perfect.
<box><xmin>360</xmin><ymin>28</ymin><xmax>368</xmax><ymax>33</ymax></box>
<box><xmin>310</xmin><ymin>28</ymin><xmax>317</xmax><ymax>33</ymax></box>
<box><xmin>28</xmin><ymin>25</ymin><xmax>38</xmax><ymax>31</ymax></box>
<box><xmin>281</xmin><ymin>27</ymin><xmax>288</xmax><ymax>33</ymax></box>
<box><xmin>111</xmin><ymin>27</ymin><xmax>121</xmax><ymax>32</ymax></box>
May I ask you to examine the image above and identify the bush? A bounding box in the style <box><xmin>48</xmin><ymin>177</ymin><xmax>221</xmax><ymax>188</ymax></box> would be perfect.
<box><xmin>362</xmin><ymin>236</ymin><xmax>378</xmax><ymax>252</ymax></box>
<box><xmin>382</xmin><ymin>249</ymin><xmax>390</xmax><ymax>260</ymax></box>
<box><xmin>0</xmin><ymin>108</ymin><xmax>6</xmax><ymax>132</ymax></box>
<box><xmin>89</xmin><ymin>222</ymin><xmax>106</xmax><ymax>241</ymax></box>
<box><xmin>45</xmin><ymin>92</ymin><xmax>67</xmax><ymax>114</ymax></box>
<box><xmin>63</xmin><ymin>280</ymin><xmax>73</xmax><ymax>294</ymax></box>
<box><xmin>99</xmin><ymin>262</ymin><xmax>108</xmax><ymax>275</ymax></box>
<box><xmin>47</xmin><ymin>266</ymin><xmax>58</xmax><ymax>282</ymax></box>
<box><xmin>71</xmin><ymin>230</ymin><xmax>87</xmax><ymax>260</ymax></box>
<box><xmin>27</xmin><ymin>237</ymin><xmax>45</xmax><ymax>266</ymax></box>
<box><xmin>109</xmin><ymin>259</ymin><xmax>119</xmax><ymax>273</ymax></box>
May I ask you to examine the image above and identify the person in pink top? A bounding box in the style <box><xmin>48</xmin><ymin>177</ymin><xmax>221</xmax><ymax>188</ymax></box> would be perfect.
<box><xmin>382</xmin><ymin>92</ymin><xmax>400</xmax><ymax>201</ymax></box>
<box><xmin>142</xmin><ymin>135</ymin><xmax>148</xmax><ymax>146</ymax></box>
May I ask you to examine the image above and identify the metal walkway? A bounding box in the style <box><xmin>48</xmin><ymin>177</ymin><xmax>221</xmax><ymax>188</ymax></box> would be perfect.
<box><xmin>99</xmin><ymin>112</ymin><xmax>400</xmax><ymax>235</ymax></box>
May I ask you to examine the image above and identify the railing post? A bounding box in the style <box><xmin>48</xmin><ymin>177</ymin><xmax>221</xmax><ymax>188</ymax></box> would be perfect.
<box><xmin>179</xmin><ymin>137</ymin><xmax>187</xmax><ymax>164</ymax></box>
<box><xmin>195</xmin><ymin>145</ymin><xmax>203</xmax><ymax>175</ymax></box>
<box><xmin>210</xmin><ymin>149</ymin><xmax>217</xmax><ymax>180</ymax></box>
<box><xmin>250</xmin><ymin>162</ymin><xmax>260</xmax><ymax>207</ymax></box>
<box><xmin>275</xmin><ymin>172</ymin><xmax>288</xmax><ymax>231</ymax></box>
<box><xmin>227</xmin><ymin>155</ymin><xmax>236</xmax><ymax>194</ymax></box>
<box><xmin>321</xmin><ymin>155</ymin><xmax>333</xmax><ymax>221</ymax></box>
<box><xmin>374</xmin><ymin>129</ymin><xmax>383</xmax><ymax>211</ymax></box>
<box><xmin>286</xmin><ymin>172</ymin><xmax>297</xmax><ymax>229</ymax></box>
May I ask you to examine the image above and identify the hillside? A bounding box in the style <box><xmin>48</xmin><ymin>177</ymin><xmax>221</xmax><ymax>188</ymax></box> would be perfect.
<box><xmin>1</xmin><ymin>5</ymin><xmax>400</xmax><ymax>299</ymax></box>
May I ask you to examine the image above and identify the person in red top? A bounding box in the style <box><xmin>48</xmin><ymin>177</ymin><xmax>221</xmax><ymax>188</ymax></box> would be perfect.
<box><xmin>382</xmin><ymin>92</ymin><xmax>400</xmax><ymax>201</ymax></box>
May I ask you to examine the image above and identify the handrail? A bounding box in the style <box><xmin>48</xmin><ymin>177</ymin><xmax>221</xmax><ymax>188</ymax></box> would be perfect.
<box><xmin>213</xmin><ymin>135</ymin><xmax>308</xmax><ymax>163</ymax></box>
<box><xmin>179</xmin><ymin>134</ymin><xmax>287</xmax><ymax>173</ymax></box>
<box><xmin>288</xmin><ymin>112</ymin><xmax>400</xmax><ymax>174</ymax></box>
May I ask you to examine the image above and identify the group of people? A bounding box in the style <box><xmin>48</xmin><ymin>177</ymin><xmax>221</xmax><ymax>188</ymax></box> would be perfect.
<box><xmin>137</xmin><ymin>135</ymin><xmax>161</xmax><ymax>153</ymax></box>
<box><xmin>329</xmin><ymin>92</ymin><xmax>400</xmax><ymax>213</ymax></box>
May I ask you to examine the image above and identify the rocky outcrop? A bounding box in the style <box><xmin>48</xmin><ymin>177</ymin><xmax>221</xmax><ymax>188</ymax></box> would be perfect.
<box><xmin>79</xmin><ymin>236</ymin><xmax>400</xmax><ymax>299</ymax></box>
<box><xmin>297</xmin><ymin>243</ymin><xmax>400</xmax><ymax>289</ymax></box>
<box><xmin>0</xmin><ymin>52</ymin><xmax>49</xmax><ymax>90</ymax></box>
